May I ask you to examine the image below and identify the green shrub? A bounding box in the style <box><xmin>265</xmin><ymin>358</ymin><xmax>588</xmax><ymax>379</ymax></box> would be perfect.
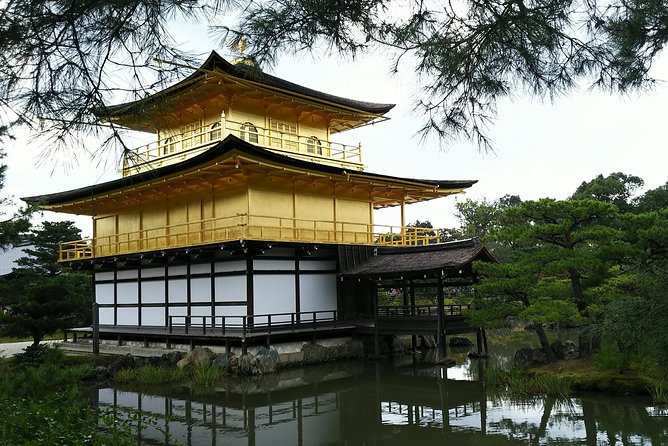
<box><xmin>13</xmin><ymin>343</ymin><xmax>65</xmax><ymax>368</ymax></box>
<box><xmin>0</xmin><ymin>356</ymin><xmax>173</xmax><ymax>445</ymax></box>
<box><xmin>593</xmin><ymin>349</ymin><xmax>634</xmax><ymax>373</ymax></box>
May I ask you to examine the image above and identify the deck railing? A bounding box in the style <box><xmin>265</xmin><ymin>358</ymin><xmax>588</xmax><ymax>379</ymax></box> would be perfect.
<box><xmin>167</xmin><ymin>310</ymin><xmax>341</xmax><ymax>336</ymax></box>
<box><xmin>377</xmin><ymin>304</ymin><xmax>472</xmax><ymax>318</ymax></box>
<box><xmin>58</xmin><ymin>214</ymin><xmax>449</xmax><ymax>261</ymax></box>
<box><xmin>122</xmin><ymin>116</ymin><xmax>364</xmax><ymax>175</ymax></box>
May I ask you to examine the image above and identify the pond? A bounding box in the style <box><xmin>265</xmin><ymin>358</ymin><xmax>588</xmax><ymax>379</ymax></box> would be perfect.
<box><xmin>92</xmin><ymin>344</ymin><xmax>668</xmax><ymax>445</ymax></box>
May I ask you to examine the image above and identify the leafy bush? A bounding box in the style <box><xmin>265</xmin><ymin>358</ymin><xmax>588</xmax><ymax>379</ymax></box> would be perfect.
<box><xmin>0</xmin><ymin>352</ymin><xmax>177</xmax><ymax>445</ymax></box>
<box><xmin>593</xmin><ymin>349</ymin><xmax>634</xmax><ymax>374</ymax></box>
<box><xmin>13</xmin><ymin>343</ymin><xmax>66</xmax><ymax>368</ymax></box>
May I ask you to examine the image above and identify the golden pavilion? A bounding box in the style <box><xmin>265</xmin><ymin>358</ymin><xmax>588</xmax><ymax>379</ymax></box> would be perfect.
<box><xmin>24</xmin><ymin>51</ymin><xmax>491</xmax><ymax>354</ymax></box>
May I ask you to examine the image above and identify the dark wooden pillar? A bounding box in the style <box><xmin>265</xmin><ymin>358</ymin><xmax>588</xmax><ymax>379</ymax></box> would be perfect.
<box><xmin>436</xmin><ymin>278</ymin><xmax>446</xmax><ymax>359</ymax></box>
<box><xmin>373</xmin><ymin>280</ymin><xmax>379</xmax><ymax>356</ymax></box>
<box><xmin>92</xmin><ymin>302</ymin><xmax>100</xmax><ymax>355</ymax></box>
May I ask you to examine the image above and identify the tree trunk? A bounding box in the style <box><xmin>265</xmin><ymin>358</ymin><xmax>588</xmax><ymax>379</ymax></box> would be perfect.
<box><xmin>519</xmin><ymin>292</ymin><xmax>556</xmax><ymax>363</ymax></box>
<box><xmin>535</xmin><ymin>324</ymin><xmax>557</xmax><ymax>363</ymax></box>
<box><xmin>569</xmin><ymin>268</ymin><xmax>586</xmax><ymax>313</ymax></box>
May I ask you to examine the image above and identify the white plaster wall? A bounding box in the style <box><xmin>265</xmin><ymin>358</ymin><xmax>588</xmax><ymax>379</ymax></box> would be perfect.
<box><xmin>168</xmin><ymin>279</ymin><xmax>187</xmax><ymax>303</ymax></box>
<box><xmin>99</xmin><ymin>308</ymin><xmax>114</xmax><ymax>325</ymax></box>
<box><xmin>214</xmin><ymin>276</ymin><xmax>247</xmax><ymax>302</ymax></box>
<box><xmin>141</xmin><ymin>307</ymin><xmax>165</xmax><ymax>326</ymax></box>
<box><xmin>190</xmin><ymin>306</ymin><xmax>212</xmax><ymax>317</ymax></box>
<box><xmin>168</xmin><ymin>265</ymin><xmax>187</xmax><ymax>275</ymax></box>
<box><xmin>141</xmin><ymin>282</ymin><xmax>165</xmax><ymax>304</ymax></box>
<box><xmin>214</xmin><ymin>305</ymin><xmax>246</xmax><ymax>318</ymax></box>
<box><xmin>254</xmin><ymin>274</ymin><xmax>296</xmax><ymax>322</ymax></box>
<box><xmin>117</xmin><ymin>282</ymin><xmax>138</xmax><ymax>304</ymax></box>
<box><xmin>299</xmin><ymin>274</ymin><xmax>337</xmax><ymax>320</ymax></box>
<box><xmin>96</xmin><ymin>271</ymin><xmax>114</xmax><ymax>281</ymax></box>
<box><xmin>254</xmin><ymin>259</ymin><xmax>295</xmax><ymax>271</ymax></box>
<box><xmin>215</xmin><ymin>260</ymin><xmax>246</xmax><ymax>273</ymax></box>
<box><xmin>117</xmin><ymin>307</ymin><xmax>138</xmax><ymax>325</ymax></box>
<box><xmin>96</xmin><ymin>283</ymin><xmax>114</xmax><ymax>304</ymax></box>
<box><xmin>191</xmin><ymin>278</ymin><xmax>211</xmax><ymax>302</ymax></box>
<box><xmin>299</xmin><ymin>260</ymin><xmax>337</xmax><ymax>271</ymax></box>
<box><xmin>142</xmin><ymin>267</ymin><xmax>165</xmax><ymax>278</ymax></box>
<box><xmin>117</xmin><ymin>270</ymin><xmax>138</xmax><ymax>280</ymax></box>
<box><xmin>190</xmin><ymin>263</ymin><xmax>210</xmax><ymax>274</ymax></box>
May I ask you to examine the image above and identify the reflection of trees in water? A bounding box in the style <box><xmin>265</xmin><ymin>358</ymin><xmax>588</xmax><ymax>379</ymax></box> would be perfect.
<box><xmin>486</xmin><ymin>395</ymin><xmax>668</xmax><ymax>445</ymax></box>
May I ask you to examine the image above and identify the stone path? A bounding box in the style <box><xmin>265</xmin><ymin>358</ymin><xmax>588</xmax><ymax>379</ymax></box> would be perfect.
<box><xmin>0</xmin><ymin>340</ymin><xmax>57</xmax><ymax>357</ymax></box>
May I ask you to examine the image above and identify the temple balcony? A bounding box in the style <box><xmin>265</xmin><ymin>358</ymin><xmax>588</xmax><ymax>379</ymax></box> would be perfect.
<box><xmin>122</xmin><ymin>116</ymin><xmax>364</xmax><ymax>176</ymax></box>
<box><xmin>58</xmin><ymin>215</ymin><xmax>448</xmax><ymax>261</ymax></box>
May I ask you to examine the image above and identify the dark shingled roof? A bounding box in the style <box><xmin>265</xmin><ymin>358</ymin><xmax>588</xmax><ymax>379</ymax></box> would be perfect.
<box><xmin>341</xmin><ymin>239</ymin><xmax>495</xmax><ymax>279</ymax></box>
<box><xmin>22</xmin><ymin>135</ymin><xmax>477</xmax><ymax>207</ymax></box>
<box><xmin>102</xmin><ymin>51</ymin><xmax>395</xmax><ymax>118</ymax></box>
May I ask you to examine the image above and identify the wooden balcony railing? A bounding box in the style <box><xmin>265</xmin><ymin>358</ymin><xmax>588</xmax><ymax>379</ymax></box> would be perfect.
<box><xmin>122</xmin><ymin>115</ymin><xmax>364</xmax><ymax>176</ymax></box>
<box><xmin>377</xmin><ymin>305</ymin><xmax>472</xmax><ymax>318</ymax></box>
<box><xmin>167</xmin><ymin>310</ymin><xmax>342</xmax><ymax>336</ymax></box>
<box><xmin>58</xmin><ymin>214</ymin><xmax>449</xmax><ymax>261</ymax></box>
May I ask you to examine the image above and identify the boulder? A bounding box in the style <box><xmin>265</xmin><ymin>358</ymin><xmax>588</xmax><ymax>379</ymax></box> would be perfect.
<box><xmin>256</xmin><ymin>353</ymin><xmax>277</xmax><ymax>374</ymax></box>
<box><xmin>562</xmin><ymin>340</ymin><xmax>579</xmax><ymax>360</ymax></box>
<box><xmin>238</xmin><ymin>353</ymin><xmax>254</xmax><ymax>375</ymax></box>
<box><xmin>513</xmin><ymin>348</ymin><xmax>549</xmax><ymax>368</ymax></box>
<box><xmin>176</xmin><ymin>356</ymin><xmax>192</xmax><ymax>369</ymax></box>
<box><xmin>159</xmin><ymin>351</ymin><xmax>183</xmax><ymax>368</ymax></box>
<box><xmin>211</xmin><ymin>352</ymin><xmax>235</xmax><ymax>372</ymax></box>
<box><xmin>422</xmin><ymin>335</ymin><xmax>437</xmax><ymax>348</ymax></box>
<box><xmin>254</xmin><ymin>347</ymin><xmax>279</xmax><ymax>374</ymax></box>
<box><xmin>107</xmin><ymin>354</ymin><xmax>136</xmax><ymax>375</ymax></box>
<box><xmin>190</xmin><ymin>347</ymin><xmax>214</xmax><ymax>368</ymax></box>
<box><xmin>449</xmin><ymin>336</ymin><xmax>474</xmax><ymax>347</ymax></box>
<box><xmin>302</xmin><ymin>344</ymin><xmax>334</xmax><ymax>364</ymax></box>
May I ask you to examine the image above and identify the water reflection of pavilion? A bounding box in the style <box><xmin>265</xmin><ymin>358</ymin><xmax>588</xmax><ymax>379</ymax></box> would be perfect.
<box><xmin>93</xmin><ymin>363</ymin><xmax>518</xmax><ymax>445</ymax></box>
<box><xmin>93</xmin><ymin>362</ymin><xmax>668</xmax><ymax>445</ymax></box>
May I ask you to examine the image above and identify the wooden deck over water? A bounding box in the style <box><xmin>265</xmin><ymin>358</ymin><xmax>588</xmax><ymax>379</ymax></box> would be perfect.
<box><xmin>68</xmin><ymin>305</ymin><xmax>481</xmax><ymax>354</ymax></box>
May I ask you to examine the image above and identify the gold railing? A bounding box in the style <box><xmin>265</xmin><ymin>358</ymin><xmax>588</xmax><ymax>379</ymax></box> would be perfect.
<box><xmin>58</xmin><ymin>215</ymin><xmax>446</xmax><ymax>261</ymax></box>
<box><xmin>122</xmin><ymin>116</ymin><xmax>364</xmax><ymax>176</ymax></box>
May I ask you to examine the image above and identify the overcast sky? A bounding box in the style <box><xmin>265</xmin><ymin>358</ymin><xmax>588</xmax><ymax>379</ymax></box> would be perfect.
<box><xmin>4</xmin><ymin>26</ymin><xmax>668</xmax><ymax>238</ymax></box>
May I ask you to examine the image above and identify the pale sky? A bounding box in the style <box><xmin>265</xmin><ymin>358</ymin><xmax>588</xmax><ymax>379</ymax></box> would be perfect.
<box><xmin>4</xmin><ymin>23</ymin><xmax>668</xmax><ymax>238</ymax></box>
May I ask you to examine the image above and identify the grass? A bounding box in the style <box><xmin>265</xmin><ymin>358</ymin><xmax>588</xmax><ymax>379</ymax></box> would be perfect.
<box><xmin>530</xmin><ymin>358</ymin><xmax>660</xmax><ymax>400</ymax></box>
<box><xmin>484</xmin><ymin>367</ymin><xmax>573</xmax><ymax>397</ymax></box>
<box><xmin>648</xmin><ymin>379</ymin><xmax>668</xmax><ymax>404</ymax></box>
<box><xmin>113</xmin><ymin>363</ymin><xmax>224</xmax><ymax>387</ymax></box>
<box><xmin>113</xmin><ymin>365</ymin><xmax>189</xmax><ymax>385</ymax></box>
<box><xmin>191</xmin><ymin>365</ymin><xmax>223</xmax><ymax>387</ymax></box>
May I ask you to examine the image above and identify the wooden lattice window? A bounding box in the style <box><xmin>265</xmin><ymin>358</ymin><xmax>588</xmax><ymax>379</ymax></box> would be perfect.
<box><xmin>240</xmin><ymin>122</ymin><xmax>259</xmax><ymax>143</ymax></box>
<box><xmin>209</xmin><ymin>122</ymin><xmax>221</xmax><ymax>141</ymax></box>
<box><xmin>270</xmin><ymin>121</ymin><xmax>298</xmax><ymax>150</ymax></box>
<box><xmin>181</xmin><ymin>121</ymin><xmax>202</xmax><ymax>149</ymax></box>
<box><xmin>306</xmin><ymin>136</ymin><xmax>322</xmax><ymax>155</ymax></box>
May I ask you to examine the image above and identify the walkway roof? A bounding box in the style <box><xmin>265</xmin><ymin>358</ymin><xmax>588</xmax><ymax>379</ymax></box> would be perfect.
<box><xmin>341</xmin><ymin>239</ymin><xmax>495</xmax><ymax>280</ymax></box>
